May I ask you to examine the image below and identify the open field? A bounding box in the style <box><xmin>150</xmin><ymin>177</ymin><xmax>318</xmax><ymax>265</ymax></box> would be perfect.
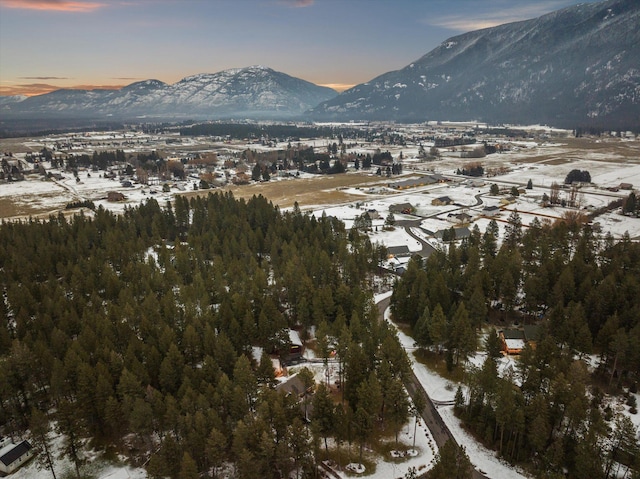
<box><xmin>1</xmin><ymin>130</ymin><xmax>639</xmax><ymax>242</ymax></box>
<box><xmin>183</xmin><ymin>172</ymin><xmax>389</xmax><ymax>210</ymax></box>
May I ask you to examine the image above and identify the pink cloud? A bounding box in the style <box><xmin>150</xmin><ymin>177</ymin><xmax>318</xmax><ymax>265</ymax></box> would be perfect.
<box><xmin>0</xmin><ymin>0</ymin><xmax>105</xmax><ymax>12</ymax></box>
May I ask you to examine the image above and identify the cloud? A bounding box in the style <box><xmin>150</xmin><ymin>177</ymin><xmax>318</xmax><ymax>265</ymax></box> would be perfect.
<box><xmin>0</xmin><ymin>0</ymin><xmax>106</xmax><ymax>12</ymax></box>
<box><xmin>0</xmin><ymin>82</ymin><xmax>123</xmax><ymax>96</ymax></box>
<box><xmin>423</xmin><ymin>1</ymin><xmax>576</xmax><ymax>32</ymax></box>
<box><xmin>278</xmin><ymin>0</ymin><xmax>314</xmax><ymax>7</ymax></box>
<box><xmin>19</xmin><ymin>76</ymin><xmax>69</xmax><ymax>80</ymax></box>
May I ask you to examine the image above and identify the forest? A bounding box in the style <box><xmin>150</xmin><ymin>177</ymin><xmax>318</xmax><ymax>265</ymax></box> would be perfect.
<box><xmin>0</xmin><ymin>193</ymin><xmax>420</xmax><ymax>478</ymax></box>
<box><xmin>391</xmin><ymin>213</ymin><xmax>640</xmax><ymax>479</ymax></box>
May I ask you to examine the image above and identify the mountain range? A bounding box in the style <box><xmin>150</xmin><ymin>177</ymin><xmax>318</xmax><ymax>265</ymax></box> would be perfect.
<box><xmin>310</xmin><ymin>0</ymin><xmax>640</xmax><ymax>127</ymax></box>
<box><xmin>1</xmin><ymin>0</ymin><xmax>639</xmax><ymax>127</ymax></box>
<box><xmin>0</xmin><ymin>66</ymin><xmax>337</xmax><ymax>121</ymax></box>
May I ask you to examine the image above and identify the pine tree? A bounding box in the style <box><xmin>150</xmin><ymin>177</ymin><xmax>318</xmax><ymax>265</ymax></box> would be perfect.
<box><xmin>429</xmin><ymin>440</ymin><xmax>473</xmax><ymax>479</ymax></box>
<box><xmin>206</xmin><ymin>427</ymin><xmax>227</xmax><ymax>479</ymax></box>
<box><xmin>178</xmin><ymin>451</ymin><xmax>199</xmax><ymax>479</ymax></box>
<box><xmin>428</xmin><ymin>304</ymin><xmax>447</xmax><ymax>353</ymax></box>
<box><xmin>386</xmin><ymin>377</ymin><xmax>409</xmax><ymax>445</ymax></box>
<box><xmin>29</xmin><ymin>408</ymin><xmax>58</xmax><ymax>479</ymax></box>
<box><xmin>312</xmin><ymin>383</ymin><xmax>335</xmax><ymax>453</ymax></box>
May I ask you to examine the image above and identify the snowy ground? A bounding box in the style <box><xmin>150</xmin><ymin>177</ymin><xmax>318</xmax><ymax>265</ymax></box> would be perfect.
<box><xmin>374</xmin><ymin>291</ymin><xmax>531</xmax><ymax>479</ymax></box>
<box><xmin>8</xmin><ymin>424</ymin><xmax>147</xmax><ymax>479</ymax></box>
<box><xmin>286</xmin><ymin>346</ymin><xmax>437</xmax><ymax>479</ymax></box>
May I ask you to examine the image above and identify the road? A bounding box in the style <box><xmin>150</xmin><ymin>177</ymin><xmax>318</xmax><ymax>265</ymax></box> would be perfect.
<box><xmin>394</xmin><ymin>191</ymin><xmax>486</xmax><ymax>259</ymax></box>
<box><xmin>377</xmin><ymin>296</ymin><xmax>488</xmax><ymax>479</ymax></box>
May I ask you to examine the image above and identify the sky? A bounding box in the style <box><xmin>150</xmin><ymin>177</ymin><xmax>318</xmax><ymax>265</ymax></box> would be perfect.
<box><xmin>0</xmin><ymin>0</ymin><xmax>599</xmax><ymax>97</ymax></box>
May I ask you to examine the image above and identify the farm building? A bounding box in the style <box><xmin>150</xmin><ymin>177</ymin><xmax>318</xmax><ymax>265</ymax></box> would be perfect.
<box><xmin>388</xmin><ymin>176</ymin><xmax>438</xmax><ymax>190</ymax></box>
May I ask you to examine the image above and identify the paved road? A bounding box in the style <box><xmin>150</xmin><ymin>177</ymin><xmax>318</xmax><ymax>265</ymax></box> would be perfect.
<box><xmin>377</xmin><ymin>296</ymin><xmax>488</xmax><ymax>479</ymax></box>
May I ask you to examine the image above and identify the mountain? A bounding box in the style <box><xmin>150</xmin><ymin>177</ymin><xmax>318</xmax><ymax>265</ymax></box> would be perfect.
<box><xmin>309</xmin><ymin>0</ymin><xmax>640</xmax><ymax>127</ymax></box>
<box><xmin>0</xmin><ymin>66</ymin><xmax>337</xmax><ymax>121</ymax></box>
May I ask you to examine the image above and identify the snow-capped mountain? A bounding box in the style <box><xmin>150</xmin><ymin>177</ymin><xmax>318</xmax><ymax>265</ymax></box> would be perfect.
<box><xmin>1</xmin><ymin>66</ymin><xmax>337</xmax><ymax>120</ymax></box>
<box><xmin>309</xmin><ymin>0</ymin><xmax>640</xmax><ymax>127</ymax></box>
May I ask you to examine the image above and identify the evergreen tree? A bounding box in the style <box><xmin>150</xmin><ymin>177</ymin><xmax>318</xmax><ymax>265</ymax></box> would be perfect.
<box><xmin>29</xmin><ymin>408</ymin><xmax>58</xmax><ymax>479</ymax></box>
<box><xmin>428</xmin><ymin>440</ymin><xmax>473</xmax><ymax>479</ymax></box>
<box><xmin>428</xmin><ymin>304</ymin><xmax>447</xmax><ymax>353</ymax></box>
<box><xmin>311</xmin><ymin>383</ymin><xmax>335</xmax><ymax>453</ymax></box>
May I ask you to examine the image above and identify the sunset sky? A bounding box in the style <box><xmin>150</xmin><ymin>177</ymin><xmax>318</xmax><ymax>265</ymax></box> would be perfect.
<box><xmin>0</xmin><ymin>0</ymin><xmax>598</xmax><ymax>97</ymax></box>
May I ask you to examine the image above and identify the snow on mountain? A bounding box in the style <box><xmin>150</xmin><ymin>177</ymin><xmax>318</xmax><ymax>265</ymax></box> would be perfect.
<box><xmin>1</xmin><ymin>66</ymin><xmax>337</xmax><ymax>120</ymax></box>
<box><xmin>309</xmin><ymin>0</ymin><xmax>640</xmax><ymax>127</ymax></box>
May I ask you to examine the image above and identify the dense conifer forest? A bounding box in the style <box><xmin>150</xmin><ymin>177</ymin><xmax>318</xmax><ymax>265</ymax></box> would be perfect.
<box><xmin>0</xmin><ymin>193</ymin><xmax>415</xmax><ymax>478</ymax></box>
<box><xmin>392</xmin><ymin>216</ymin><xmax>640</xmax><ymax>479</ymax></box>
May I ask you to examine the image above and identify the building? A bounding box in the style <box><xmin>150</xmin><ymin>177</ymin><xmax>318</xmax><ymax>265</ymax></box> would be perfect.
<box><xmin>285</xmin><ymin>329</ymin><xmax>304</xmax><ymax>363</ymax></box>
<box><xmin>0</xmin><ymin>437</ymin><xmax>33</xmax><ymax>475</ymax></box>
<box><xmin>446</xmin><ymin>212</ymin><xmax>472</xmax><ymax>225</ymax></box>
<box><xmin>499</xmin><ymin>326</ymin><xmax>540</xmax><ymax>355</ymax></box>
<box><xmin>389</xmin><ymin>203</ymin><xmax>414</xmax><ymax>215</ymax></box>
<box><xmin>388</xmin><ymin>176</ymin><xmax>438</xmax><ymax>190</ymax></box>
<box><xmin>481</xmin><ymin>205</ymin><xmax>501</xmax><ymax>217</ymax></box>
<box><xmin>499</xmin><ymin>329</ymin><xmax>526</xmax><ymax>355</ymax></box>
<box><xmin>434</xmin><ymin>226</ymin><xmax>471</xmax><ymax>241</ymax></box>
<box><xmin>432</xmin><ymin>196</ymin><xmax>453</xmax><ymax>206</ymax></box>
<box><xmin>387</xmin><ymin>245</ymin><xmax>411</xmax><ymax>258</ymax></box>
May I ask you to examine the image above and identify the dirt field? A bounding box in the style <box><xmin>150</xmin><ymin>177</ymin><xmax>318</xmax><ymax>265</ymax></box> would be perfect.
<box><xmin>182</xmin><ymin>173</ymin><xmax>389</xmax><ymax>210</ymax></box>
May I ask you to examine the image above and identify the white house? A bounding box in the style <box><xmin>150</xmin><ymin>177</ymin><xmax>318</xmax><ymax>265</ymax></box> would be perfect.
<box><xmin>0</xmin><ymin>437</ymin><xmax>33</xmax><ymax>475</ymax></box>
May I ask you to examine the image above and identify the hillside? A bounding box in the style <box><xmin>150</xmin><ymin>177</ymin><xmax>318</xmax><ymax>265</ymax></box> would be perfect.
<box><xmin>309</xmin><ymin>0</ymin><xmax>640</xmax><ymax>127</ymax></box>
<box><xmin>0</xmin><ymin>66</ymin><xmax>337</xmax><ymax>121</ymax></box>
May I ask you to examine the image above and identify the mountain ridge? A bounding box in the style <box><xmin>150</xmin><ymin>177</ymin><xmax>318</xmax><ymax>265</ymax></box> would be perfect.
<box><xmin>0</xmin><ymin>66</ymin><xmax>337</xmax><ymax>121</ymax></box>
<box><xmin>309</xmin><ymin>0</ymin><xmax>640</xmax><ymax>127</ymax></box>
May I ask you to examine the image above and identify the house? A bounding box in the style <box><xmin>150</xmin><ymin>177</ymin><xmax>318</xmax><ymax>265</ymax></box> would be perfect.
<box><xmin>434</xmin><ymin>226</ymin><xmax>471</xmax><ymax>241</ymax></box>
<box><xmin>447</xmin><ymin>212</ymin><xmax>472</xmax><ymax>225</ymax></box>
<box><xmin>0</xmin><ymin>438</ymin><xmax>33</xmax><ymax>475</ymax></box>
<box><xmin>620</xmin><ymin>182</ymin><xmax>633</xmax><ymax>190</ymax></box>
<box><xmin>366</xmin><ymin>209</ymin><xmax>380</xmax><ymax>220</ymax></box>
<box><xmin>284</xmin><ymin>329</ymin><xmax>304</xmax><ymax>363</ymax></box>
<box><xmin>389</xmin><ymin>203</ymin><xmax>414</xmax><ymax>215</ymax></box>
<box><xmin>275</xmin><ymin>374</ymin><xmax>308</xmax><ymax>399</ymax></box>
<box><xmin>387</xmin><ymin>245</ymin><xmax>411</xmax><ymax>258</ymax></box>
<box><xmin>276</xmin><ymin>374</ymin><xmax>314</xmax><ymax>420</ymax></box>
<box><xmin>432</xmin><ymin>196</ymin><xmax>453</xmax><ymax>206</ymax></box>
<box><xmin>499</xmin><ymin>326</ymin><xmax>540</xmax><ymax>355</ymax></box>
<box><xmin>499</xmin><ymin>329</ymin><xmax>526</xmax><ymax>355</ymax></box>
<box><xmin>481</xmin><ymin>205</ymin><xmax>501</xmax><ymax>217</ymax></box>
